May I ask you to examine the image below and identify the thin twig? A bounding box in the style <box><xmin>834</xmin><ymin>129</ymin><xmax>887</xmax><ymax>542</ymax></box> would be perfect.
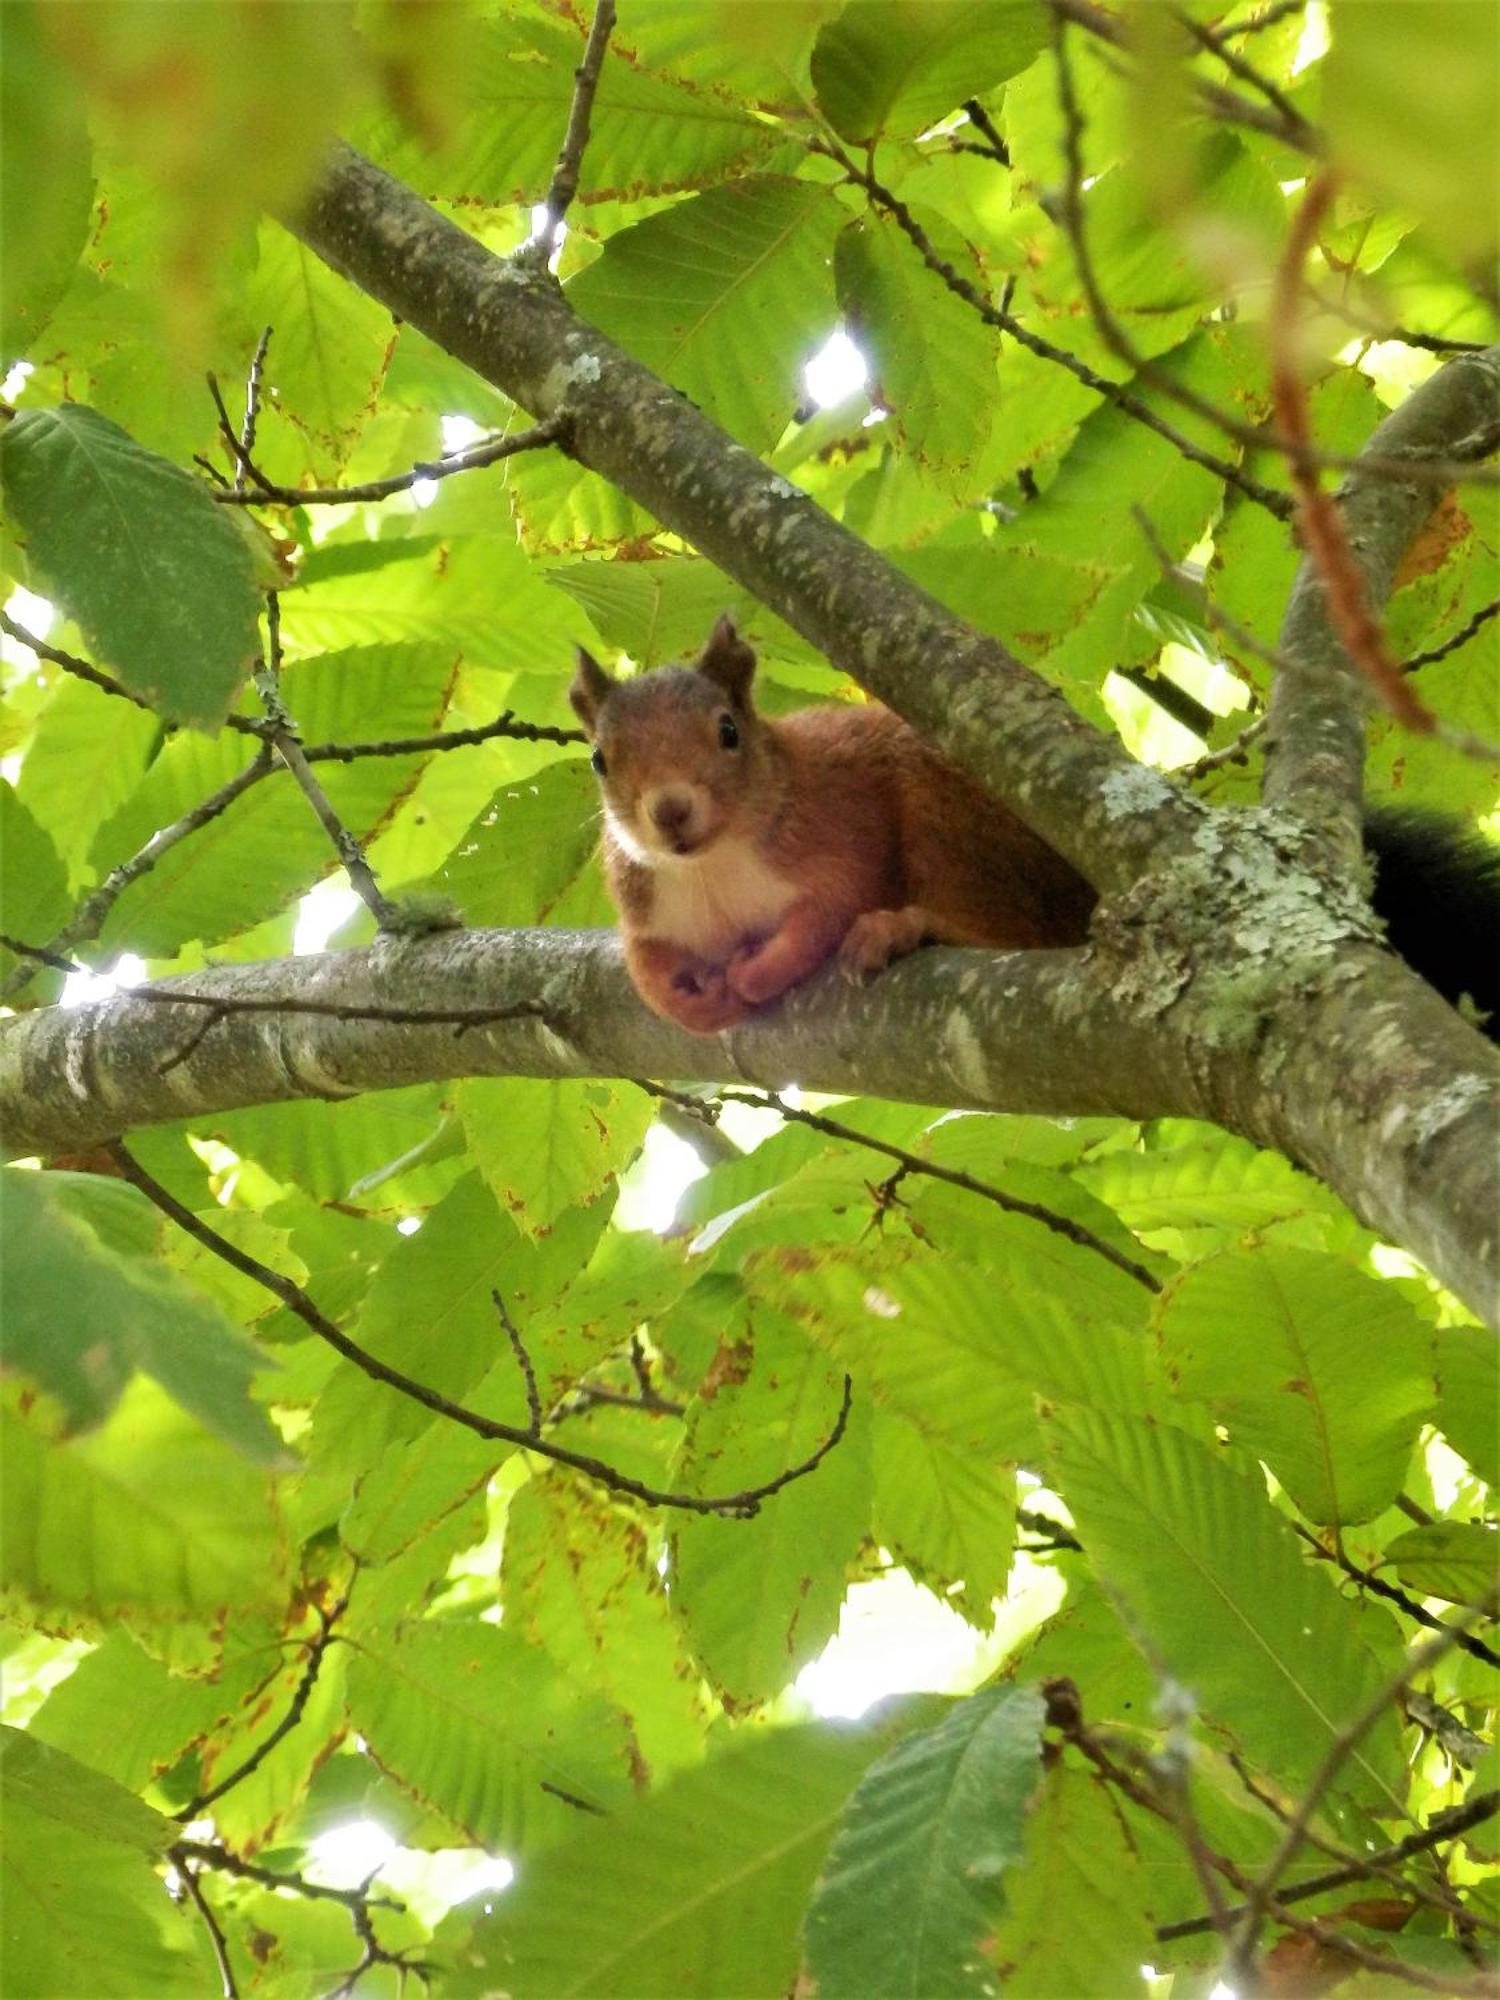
<box><xmin>641</xmin><ymin>1081</ymin><xmax>1162</xmax><ymax>1293</ymax></box>
<box><xmin>1201</xmin><ymin>0</ymin><xmax>1307</xmax><ymax>44</ymax></box>
<box><xmin>175</xmin><ymin>1859</ymin><xmax>239</xmax><ymax>2000</ymax></box>
<box><xmin>1401</xmin><ymin>597</ymin><xmax>1500</xmax><ymax>674</ymax></box>
<box><xmin>254</xmin><ymin>596</ymin><xmax>400</xmax><ymax>929</ymax></box>
<box><xmin>236</xmin><ymin>326</ymin><xmax>273</xmax><ymax>495</ymax></box>
<box><xmin>534</xmin><ymin>0</ymin><xmax>617</xmax><ymax>255</ymax></box>
<box><xmin>959</xmin><ymin>97</ymin><xmax>1010</xmax><ymax>166</ymax></box>
<box><xmin>1309</xmin><ymin>283</ymin><xmax>1489</xmax><ymax>357</ymax></box>
<box><xmin>173</xmin><ymin>1595</ymin><xmax>350</xmax><ymax>1821</ymax></box>
<box><xmin>1048</xmin><ymin>0</ymin><xmax>1320</xmax><ymax>154</ymax></box>
<box><xmin>209</xmin><ymin>418</ymin><xmax>565</xmax><ymax>508</ymax></box>
<box><xmin>1228</xmin><ymin>1593</ymin><xmax>1500</xmax><ymax>1983</ymax></box>
<box><xmin>300</xmin><ymin>709</ymin><xmax>584</xmax><ymax>759</ymax></box>
<box><xmin>1294</xmin><ymin>1523</ymin><xmax>1500</xmax><ymax>1669</ymax></box>
<box><xmin>1017</xmin><ymin>1506</ymin><xmax>1083</xmax><ymax>1551</ymax></box>
<box><xmin>1169</xmin><ymin>1</ymin><xmax>1309</xmax><ymax>136</ymax></box>
<box><xmin>0</xmin><ymin>748</ymin><xmax>275</xmax><ymax>1002</ymax></box>
<box><xmin>207</xmin><ymin>371</ymin><xmax>275</xmax><ymax>491</ymax></box>
<box><xmin>1049</xmin><ymin>1682</ymin><xmax>1498</xmax><ymax>1984</ymax></box>
<box><xmin>171</xmin><ymin>1840</ymin><xmax>402</xmax><ymax>1915</ymax></box>
<box><xmin>1156</xmin><ymin>1793</ymin><xmax>1500</xmax><ymax>1938</ymax></box>
<box><xmin>1225</xmin><ymin>1748</ymin><xmax>1498</xmax><ymax>1936</ymax></box>
<box><xmin>106</xmin><ymin>1140</ymin><xmax>852</xmax><ymax>1520</ymax></box>
<box><xmin>493</xmin><ymin>1290</ymin><xmax>543</xmax><ymax>1432</ymax></box>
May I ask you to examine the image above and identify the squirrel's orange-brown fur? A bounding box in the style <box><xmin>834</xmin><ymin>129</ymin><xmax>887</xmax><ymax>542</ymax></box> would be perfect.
<box><xmin>570</xmin><ymin>616</ymin><xmax>1096</xmax><ymax>1035</ymax></box>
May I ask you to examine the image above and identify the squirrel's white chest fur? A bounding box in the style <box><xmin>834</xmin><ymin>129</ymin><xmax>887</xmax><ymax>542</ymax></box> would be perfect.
<box><xmin>641</xmin><ymin>837</ymin><xmax>800</xmax><ymax>957</ymax></box>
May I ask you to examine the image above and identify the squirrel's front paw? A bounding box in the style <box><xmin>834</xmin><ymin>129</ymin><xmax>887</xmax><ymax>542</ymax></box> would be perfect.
<box><xmin>726</xmin><ymin>939</ymin><xmax>787</xmax><ymax>1006</ymax></box>
<box><xmin>665</xmin><ymin>966</ymin><xmax>748</xmax><ymax>1035</ymax></box>
<box><xmin>838</xmin><ymin>908</ymin><xmax>925</xmax><ymax>983</ymax></box>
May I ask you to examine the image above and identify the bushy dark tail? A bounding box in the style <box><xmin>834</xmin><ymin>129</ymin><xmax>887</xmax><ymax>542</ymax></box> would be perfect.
<box><xmin>1366</xmin><ymin>807</ymin><xmax>1500</xmax><ymax>1041</ymax></box>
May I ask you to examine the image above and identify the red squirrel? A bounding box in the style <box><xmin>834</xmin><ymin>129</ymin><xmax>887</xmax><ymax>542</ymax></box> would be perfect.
<box><xmin>570</xmin><ymin>616</ymin><xmax>1098</xmax><ymax>1035</ymax></box>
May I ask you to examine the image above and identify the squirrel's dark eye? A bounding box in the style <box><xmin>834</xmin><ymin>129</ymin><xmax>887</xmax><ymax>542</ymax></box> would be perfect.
<box><xmin>718</xmin><ymin>713</ymin><xmax>740</xmax><ymax>750</ymax></box>
<box><xmin>590</xmin><ymin>746</ymin><xmax>607</xmax><ymax>777</ymax></box>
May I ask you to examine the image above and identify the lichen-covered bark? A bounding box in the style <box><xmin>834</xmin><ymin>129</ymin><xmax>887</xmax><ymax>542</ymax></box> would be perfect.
<box><xmin>0</xmin><ymin>932</ymin><xmax>1189</xmax><ymax>1154</ymax></box>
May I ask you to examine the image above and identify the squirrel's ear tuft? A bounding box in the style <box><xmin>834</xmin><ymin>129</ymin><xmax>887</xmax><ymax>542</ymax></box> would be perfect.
<box><xmin>569</xmin><ymin>647</ymin><xmax>612</xmax><ymax>730</ymax></box>
<box><xmin>698</xmin><ymin>613</ymin><xmax>756</xmax><ymax>708</ymax></box>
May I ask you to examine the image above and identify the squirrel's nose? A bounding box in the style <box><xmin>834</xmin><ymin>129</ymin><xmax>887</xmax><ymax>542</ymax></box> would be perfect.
<box><xmin>648</xmin><ymin>789</ymin><xmax>695</xmax><ymax>834</ymax></box>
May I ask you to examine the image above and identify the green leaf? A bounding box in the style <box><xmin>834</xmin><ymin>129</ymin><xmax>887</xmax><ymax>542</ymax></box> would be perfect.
<box><xmin>309</xmin><ymin>1170</ymin><xmax>541</xmax><ymax>1475</ymax></box>
<box><xmin>2</xmin><ymin>1168</ymin><xmax>284</xmax><ymax>1459</ymax></box>
<box><xmin>1435</xmin><ymin>1323</ymin><xmax>1500</xmax><ymax>1486</ymax></box>
<box><xmin>439</xmin><ymin>1715</ymin><xmax>916</xmax><ymax>1997</ymax></box>
<box><xmin>381</xmin><ymin>9</ymin><xmax>780</xmax><ymax>207</ymax></box>
<box><xmin>989</xmin><ymin>1758</ymin><xmax>1157</xmax><ymax>1997</ymax></box>
<box><xmin>15</xmin><ymin>674</ymin><xmax>159</xmax><ymax>890</ymax></box>
<box><xmin>192</xmin><ymin>1084</ymin><xmax>452</xmax><ymax>1206</ymax></box>
<box><xmin>811</xmin><ymin>0</ymin><xmax>1047</xmax><ymax>143</ymax></box>
<box><xmin>420</xmin><ymin>755</ymin><xmax>606</xmax><ymax>927</ymax></box>
<box><xmin>544</xmin><ymin>553</ymin><xmax>772</xmax><ymax>668</ymax></box>
<box><xmin>1326</xmin><ymin>0</ymin><xmax>1499</xmax><ymax>265</ymax></box>
<box><xmin>670</xmin><ymin>1305</ymin><xmax>870</xmax><ymax>1706</ymax></box>
<box><xmin>871</xmin><ymin>1405</ymin><xmax>1016</xmax><ymax>1631</ymax></box>
<box><xmin>803</xmin><ymin>1684</ymin><xmax>1045</xmax><ymax>1997</ymax></box>
<box><xmin>0</xmin><ymin>782</ymin><xmax>70</xmax><ymax>978</ymax></box>
<box><xmin>458</xmin><ymin>1078</ymin><xmax>652</xmax><ymax>1234</ymax></box>
<box><xmin>1154</xmin><ymin>1248</ymin><xmax>1433</xmax><ymax>1525</ymax></box>
<box><xmin>29</xmin><ymin>1624</ymin><xmax>281</xmax><ymax>1793</ymax></box>
<box><xmin>835</xmin><ymin>210</ymin><xmax>1000</xmax><ymax>491</ymax></box>
<box><xmin>1385</xmin><ymin>1523</ymin><xmax>1498</xmax><ymax>1608</ymax></box>
<box><xmin>347</xmin><ymin>1621</ymin><xmax>632</xmax><ymax>1850</ymax></box>
<box><xmin>0</xmin><ymin>1730</ymin><xmax>205</xmax><ymax>1998</ymax></box>
<box><xmin>568</xmin><ymin>176</ymin><xmax>843</xmax><ymax>452</ymax></box>
<box><xmin>502</xmin><ymin>1475</ymin><xmax>707</xmax><ymax>1781</ymax></box>
<box><xmin>2</xmin><ymin>1378</ymin><xmax>287</xmax><ymax>1636</ymax></box>
<box><xmin>0</xmin><ymin>406</ymin><xmax>260</xmax><ymax>728</ymax></box>
<box><xmin>1045</xmin><ymin>1409</ymin><xmax>1404</xmax><ymax>1807</ymax></box>
<box><xmin>0</xmin><ymin>2</ymin><xmax>93</xmax><ymax>355</ymax></box>
<box><xmin>0</xmin><ymin>1725</ymin><xmax>171</xmax><ymax>1851</ymax></box>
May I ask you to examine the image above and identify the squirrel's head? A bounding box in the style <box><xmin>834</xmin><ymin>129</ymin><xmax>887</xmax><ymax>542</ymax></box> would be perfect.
<box><xmin>569</xmin><ymin>615</ymin><xmax>772</xmax><ymax>861</ymax></box>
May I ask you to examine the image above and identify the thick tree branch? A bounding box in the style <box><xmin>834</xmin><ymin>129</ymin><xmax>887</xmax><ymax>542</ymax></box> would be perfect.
<box><xmin>0</xmin><ymin>930</ymin><xmax>1187</xmax><ymax>1156</ymax></box>
<box><xmin>289</xmin><ymin>142</ymin><xmax>1202</xmax><ymax>899</ymax></box>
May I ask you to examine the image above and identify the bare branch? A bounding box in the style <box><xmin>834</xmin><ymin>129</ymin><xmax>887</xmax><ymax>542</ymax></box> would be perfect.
<box><xmin>106</xmin><ymin>1138</ymin><xmax>853</xmax><ymax>1521</ymax></box>
<box><xmin>209</xmin><ymin>417</ymin><xmax>565</xmax><ymax>509</ymax></box>
<box><xmin>533</xmin><ymin>0</ymin><xmax>617</xmax><ymax>256</ymax></box>
<box><xmin>1264</xmin><ymin>304</ymin><xmax>1500</xmax><ymax>843</ymax></box>
<box><xmin>235</xmin><ymin>325</ymin><xmax>273</xmax><ymax>494</ymax></box>
<box><xmin>252</xmin><ymin>595</ymin><xmax>399</xmax><ymax>929</ymax></box>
